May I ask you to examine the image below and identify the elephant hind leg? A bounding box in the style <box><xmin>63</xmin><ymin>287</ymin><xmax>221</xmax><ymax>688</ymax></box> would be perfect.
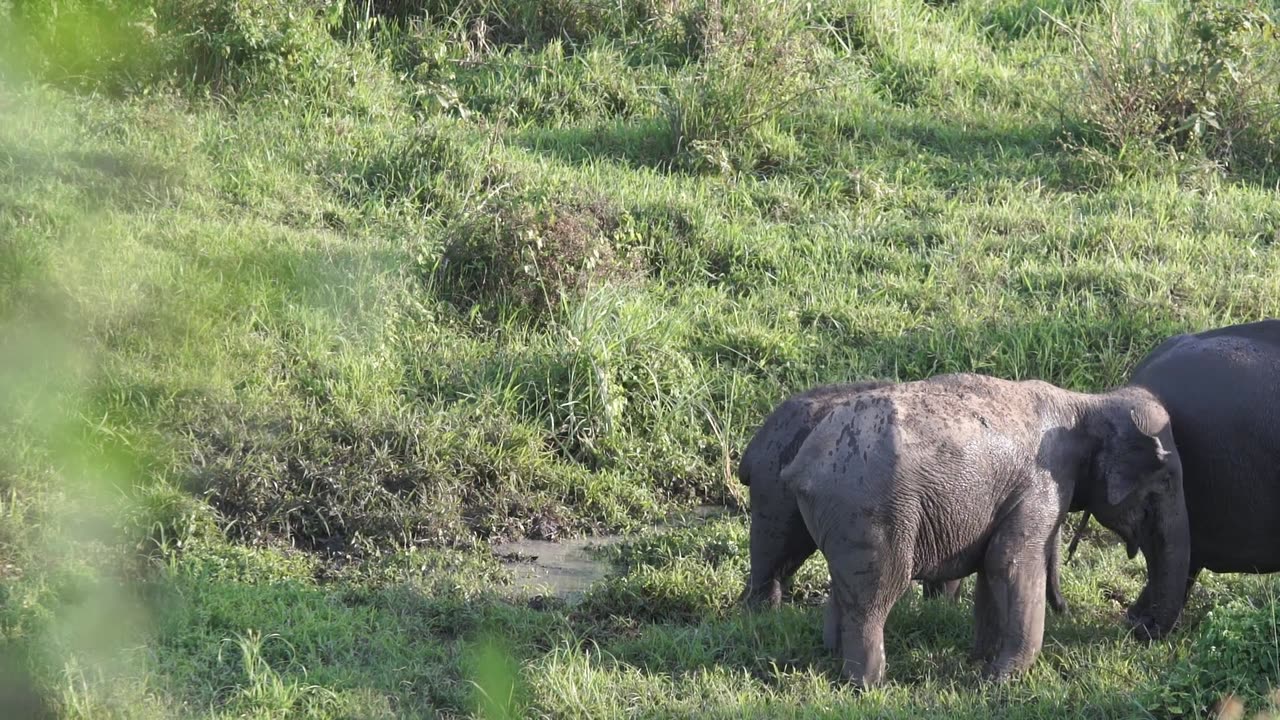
<box><xmin>745</xmin><ymin>505</ymin><xmax>817</xmax><ymax>608</ymax></box>
<box><xmin>824</xmin><ymin>544</ymin><xmax>912</xmax><ymax>688</ymax></box>
<box><xmin>1185</xmin><ymin>566</ymin><xmax>1202</xmax><ymax>601</ymax></box>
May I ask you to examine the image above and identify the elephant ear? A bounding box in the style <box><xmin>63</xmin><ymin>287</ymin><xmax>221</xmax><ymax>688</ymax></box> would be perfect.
<box><xmin>1103</xmin><ymin>406</ymin><xmax>1171</xmax><ymax>506</ymax></box>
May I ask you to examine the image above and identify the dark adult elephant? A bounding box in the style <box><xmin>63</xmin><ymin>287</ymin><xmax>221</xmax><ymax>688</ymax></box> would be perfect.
<box><xmin>737</xmin><ymin>382</ymin><xmax>1068</xmax><ymax>613</ymax></box>
<box><xmin>1128</xmin><ymin>319</ymin><xmax>1280</xmax><ymax>610</ymax></box>
<box><xmin>779</xmin><ymin>373</ymin><xmax>1189</xmax><ymax>687</ymax></box>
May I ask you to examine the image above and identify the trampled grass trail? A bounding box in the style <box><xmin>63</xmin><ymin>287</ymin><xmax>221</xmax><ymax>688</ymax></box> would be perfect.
<box><xmin>2</xmin><ymin>0</ymin><xmax>1280</xmax><ymax>717</ymax></box>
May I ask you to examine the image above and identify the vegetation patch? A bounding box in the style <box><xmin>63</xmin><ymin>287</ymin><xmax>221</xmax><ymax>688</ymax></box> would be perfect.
<box><xmin>665</xmin><ymin>0</ymin><xmax>843</xmax><ymax>172</ymax></box>
<box><xmin>434</xmin><ymin>188</ymin><xmax>645</xmax><ymax>323</ymax></box>
<box><xmin>186</xmin><ymin>401</ymin><xmax>601</xmax><ymax>554</ymax></box>
<box><xmin>1148</xmin><ymin>584</ymin><xmax>1280</xmax><ymax>717</ymax></box>
<box><xmin>1059</xmin><ymin>0</ymin><xmax>1280</xmax><ymax>176</ymax></box>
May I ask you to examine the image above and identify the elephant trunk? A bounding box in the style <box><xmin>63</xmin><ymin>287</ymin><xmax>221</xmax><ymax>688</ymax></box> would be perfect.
<box><xmin>1127</xmin><ymin>488</ymin><xmax>1191</xmax><ymax>640</ymax></box>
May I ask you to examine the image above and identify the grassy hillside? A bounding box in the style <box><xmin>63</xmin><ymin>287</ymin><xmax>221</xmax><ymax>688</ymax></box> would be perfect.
<box><xmin>3</xmin><ymin>0</ymin><xmax>1280</xmax><ymax>717</ymax></box>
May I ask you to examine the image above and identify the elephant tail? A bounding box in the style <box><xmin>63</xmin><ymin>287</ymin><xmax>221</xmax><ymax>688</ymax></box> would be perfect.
<box><xmin>737</xmin><ymin>414</ymin><xmax>785</xmax><ymax>487</ymax></box>
<box><xmin>737</xmin><ymin>439</ymin><xmax>760</xmax><ymax>486</ymax></box>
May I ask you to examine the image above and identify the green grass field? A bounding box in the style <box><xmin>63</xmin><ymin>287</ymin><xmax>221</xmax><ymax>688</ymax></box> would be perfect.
<box><xmin>3</xmin><ymin>0</ymin><xmax>1280</xmax><ymax>716</ymax></box>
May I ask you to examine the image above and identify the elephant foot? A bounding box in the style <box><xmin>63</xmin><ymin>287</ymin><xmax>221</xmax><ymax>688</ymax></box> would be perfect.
<box><xmin>839</xmin><ymin>639</ymin><xmax>888</xmax><ymax>690</ymax></box>
<box><xmin>1049</xmin><ymin>587</ymin><xmax>1069</xmax><ymax>615</ymax></box>
<box><xmin>741</xmin><ymin>579</ymin><xmax>784</xmax><ymax>610</ymax></box>
<box><xmin>979</xmin><ymin>661</ymin><xmax>1024</xmax><ymax>684</ymax></box>
<box><xmin>1125</xmin><ymin>608</ymin><xmax>1174</xmax><ymax>641</ymax></box>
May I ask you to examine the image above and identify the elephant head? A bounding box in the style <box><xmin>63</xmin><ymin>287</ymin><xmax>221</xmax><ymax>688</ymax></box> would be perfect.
<box><xmin>1080</xmin><ymin>394</ymin><xmax>1189</xmax><ymax>639</ymax></box>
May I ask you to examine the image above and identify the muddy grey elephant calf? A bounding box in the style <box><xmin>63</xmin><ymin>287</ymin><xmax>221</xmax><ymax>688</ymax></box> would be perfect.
<box><xmin>737</xmin><ymin>382</ymin><xmax>1068</xmax><ymax>614</ymax></box>
<box><xmin>779</xmin><ymin>373</ymin><xmax>1190</xmax><ymax>687</ymax></box>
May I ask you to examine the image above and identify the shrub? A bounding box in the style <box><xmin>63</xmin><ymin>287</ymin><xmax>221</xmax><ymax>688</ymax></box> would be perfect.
<box><xmin>1058</xmin><ymin>0</ymin><xmax>1280</xmax><ymax>170</ymax></box>
<box><xmin>664</xmin><ymin>0</ymin><xmax>839</xmax><ymax>173</ymax></box>
<box><xmin>343</xmin><ymin>122</ymin><xmax>488</xmax><ymax>218</ymax></box>
<box><xmin>433</xmin><ymin>189</ymin><xmax>644</xmax><ymax>323</ymax></box>
<box><xmin>2</xmin><ymin>0</ymin><xmax>358</xmax><ymax>94</ymax></box>
<box><xmin>457</xmin><ymin>41</ymin><xmax>656</xmax><ymax>126</ymax></box>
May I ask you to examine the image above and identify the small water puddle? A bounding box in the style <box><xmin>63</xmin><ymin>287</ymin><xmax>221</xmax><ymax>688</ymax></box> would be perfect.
<box><xmin>493</xmin><ymin>505</ymin><xmax>734</xmax><ymax>603</ymax></box>
<box><xmin>493</xmin><ymin>535</ymin><xmax>625</xmax><ymax>602</ymax></box>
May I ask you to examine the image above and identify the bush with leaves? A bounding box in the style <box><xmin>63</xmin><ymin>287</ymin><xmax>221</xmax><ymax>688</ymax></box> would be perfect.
<box><xmin>157</xmin><ymin>0</ymin><xmax>348</xmax><ymax>89</ymax></box>
<box><xmin>1059</xmin><ymin>0</ymin><xmax>1280</xmax><ymax>171</ymax></box>
<box><xmin>2</xmin><ymin>0</ymin><xmax>358</xmax><ymax>94</ymax></box>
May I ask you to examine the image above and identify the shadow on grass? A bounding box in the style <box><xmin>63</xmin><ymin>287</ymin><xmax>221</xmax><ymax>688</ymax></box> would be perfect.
<box><xmin>0</xmin><ymin>143</ymin><xmax>187</xmax><ymax>209</ymax></box>
<box><xmin>828</xmin><ymin>110</ymin><xmax>1113</xmax><ymax>195</ymax></box>
<box><xmin>516</xmin><ymin>117</ymin><xmax>680</xmax><ymax>173</ymax></box>
<box><xmin>511</xmin><ymin>104</ymin><xmax>1114</xmax><ymax>198</ymax></box>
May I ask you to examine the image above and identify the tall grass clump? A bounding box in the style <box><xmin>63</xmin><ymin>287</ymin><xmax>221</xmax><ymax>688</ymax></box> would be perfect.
<box><xmin>823</xmin><ymin>0</ymin><xmax>1008</xmax><ymax>107</ymax></box>
<box><xmin>1058</xmin><ymin>0</ymin><xmax>1280</xmax><ymax>173</ymax></box>
<box><xmin>3</xmin><ymin>0</ymin><xmax>378</xmax><ymax>101</ymax></box>
<box><xmin>665</xmin><ymin>0</ymin><xmax>842</xmax><ymax>173</ymax></box>
<box><xmin>158</xmin><ymin>0</ymin><xmax>345</xmax><ymax>88</ymax></box>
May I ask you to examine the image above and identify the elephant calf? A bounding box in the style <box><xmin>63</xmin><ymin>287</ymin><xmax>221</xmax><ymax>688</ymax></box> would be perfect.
<box><xmin>738</xmin><ymin>382</ymin><xmax>1068</xmax><ymax>613</ymax></box>
<box><xmin>779</xmin><ymin>373</ymin><xmax>1189</xmax><ymax>687</ymax></box>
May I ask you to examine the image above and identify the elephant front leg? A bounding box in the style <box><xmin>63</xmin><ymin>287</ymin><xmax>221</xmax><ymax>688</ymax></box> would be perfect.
<box><xmin>1126</xmin><ymin>565</ymin><xmax>1201</xmax><ymax>628</ymax></box>
<box><xmin>976</xmin><ymin>544</ymin><xmax>1049</xmax><ymax>681</ymax></box>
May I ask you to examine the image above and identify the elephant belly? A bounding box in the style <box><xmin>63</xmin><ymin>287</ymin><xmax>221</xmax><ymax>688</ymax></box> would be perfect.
<box><xmin>1183</xmin><ymin>458</ymin><xmax>1280</xmax><ymax>574</ymax></box>
<box><xmin>1192</xmin><ymin>524</ymin><xmax>1280</xmax><ymax>574</ymax></box>
<box><xmin>914</xmin><ymin>554</ymin><xmax>984</xmax><ymax>585</ymax></box>
<box><xmin>910</xmin><ymin>518</ymin><xmax>992</xmax><ymax>584</ymax></box>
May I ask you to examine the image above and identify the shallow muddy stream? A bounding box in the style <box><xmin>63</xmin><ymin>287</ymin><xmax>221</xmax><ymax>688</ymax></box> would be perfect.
<box><xmin>492</xmin><ymin>505</ymin><xmax>734</xmax><ymax>602</ymax></box>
